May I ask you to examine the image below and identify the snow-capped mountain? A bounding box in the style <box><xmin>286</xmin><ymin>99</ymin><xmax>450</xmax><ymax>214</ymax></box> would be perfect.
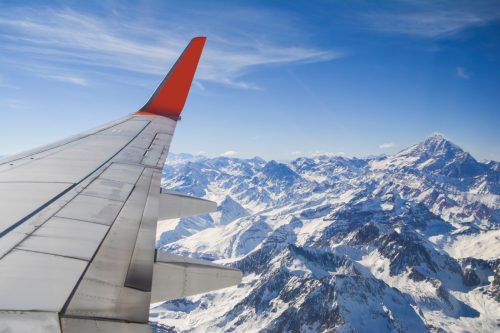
<box><xmin>151</xmin><ymin>134</ymin><xmax>499</xmax><ymax>332</ymax></box>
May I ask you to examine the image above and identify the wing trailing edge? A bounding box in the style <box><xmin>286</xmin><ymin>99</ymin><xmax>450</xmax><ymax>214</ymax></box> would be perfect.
<box><xmin>136</xmin><ymin>36</ymin><xmax>206</xmax><ymax>119</ymax></box>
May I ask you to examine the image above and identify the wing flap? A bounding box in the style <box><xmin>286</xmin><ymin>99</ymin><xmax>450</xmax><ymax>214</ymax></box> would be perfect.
<box><xmin>151</xmin><ymin>252</ymin><xmax>242</xmax><ymax>303</ymax></box>
<box><xmin>124</xmin><ymin>170</ymin><xmax>161</xmax><ymax>292</ymax></box>
<box><xmin>159</xmin><ymin>189</ymin><xmax>217</xmax><ymax>219</ymax></box>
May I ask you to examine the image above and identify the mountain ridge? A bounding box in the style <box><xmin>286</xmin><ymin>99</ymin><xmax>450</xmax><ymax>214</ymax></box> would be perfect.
<box><xmin>152</xmin><ymin>135</ymin><xmax>499</xmax><ymax>332</ymax></box>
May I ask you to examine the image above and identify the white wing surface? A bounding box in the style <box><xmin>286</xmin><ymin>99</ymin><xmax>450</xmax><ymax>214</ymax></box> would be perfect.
<box><xmin>0</xmin><ymin>37</ymin><xmax>241</xmax><ymax>333</ymax></box>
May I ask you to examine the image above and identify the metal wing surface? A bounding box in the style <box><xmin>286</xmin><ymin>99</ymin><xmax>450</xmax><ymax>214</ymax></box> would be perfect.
<box><xmin>0</xmin><ymin>37</ymin><xmax>242</xmax><ymax>333</ymax></box>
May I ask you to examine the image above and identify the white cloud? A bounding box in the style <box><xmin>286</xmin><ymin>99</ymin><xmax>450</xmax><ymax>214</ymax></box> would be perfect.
<box><xmin>220</xmin><ymin>150</ymin><xmax>238</xmax><ymax>156</ymax></box>
<box><xmin>310</xmin><ymin>150</ymin><xmax>346</xmax><ymax>157</ymax></box>
<box><xmin>379</xmin><ymin>142</ymin><xmax>396</xmax><ymax>149</ymax></box>
<box><xmin>192</xmin><ymin>80</ymin><xmax>206</xmax><ymax>91</ymax></box>
<box><xmin>44</xmin><ymin>74</ymin><xmax>88</xmax><ymax>86</ymax></box>
<box><xmin>291</xmin><ymin>151</ymin><xmax>301</xmax><ymax>155</ymax></box>
<box><xmin>0</xmin><ymin>8</ymin><xmax>341</xmax><ymax>89</ymax></box>
<box><xmin>456</xmin><ymin>67</ymin><xmax>469</xmax><ymax>79</ymax></box>
<box><xmin>362</xmin><ymin>4</ymin><xmax>500</xmax><ymax>38</ymax></box>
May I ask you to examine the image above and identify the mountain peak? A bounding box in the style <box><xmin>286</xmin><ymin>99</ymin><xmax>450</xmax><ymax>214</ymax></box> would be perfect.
<box><xmin>262</xmin><ymin>160</ymin><xmax>300</xmax><ymax>182</ymax></box>
<box><xmin>420</xmin><ymin>133</ymin><xmax>462</xmax><ymax>155</ymax></box>
<box><xmin>395</xmin><ymin>133</ymin><xmax>463</xmax><ymax>161</ymax></box>
<box><xmin>389</xmin><ymin>134</ymin><xmax>486</xmax><ymax>178</ymax></box>
<box><xmin>427</xmin><ymin>132</ymin><xmax>446</xmax><ymax>141</ymax></box>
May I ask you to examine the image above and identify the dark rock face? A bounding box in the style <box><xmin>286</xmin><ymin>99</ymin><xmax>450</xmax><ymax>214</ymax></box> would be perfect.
<box><xmin>150</xmin><ymin>322</ymin><xmax>177</xmax><ymax>333</ymax></box>
<box><xmin>459</xmin><ymin>257</ymin><xmax>495</xmax><ymax>286</ymax></box>
<box><xmin>262</xmin><ymin>160</ymin><xmax>300</xmax><ymax>184</ymax></box>
<box><xmin>263</xmin><ymin>284</ymin><xmax>343</xmax><ymax>333</ymax></box>
<box><xmin>378</xmin><ymin>230</ymin><xmax>438</xmax><ymax>275</ymax></box>
<box><xmin>408</xmin><ymin>268</ymin><xmax>427</xmax><ymax>282</ymax></box>
<box><xmin>489</xmin><ymin>259</ymin><xmax>500</xmax><ymax>302</ymax></box>
<box><xmin>463</xmin><ymin>268</ymin><xmax>481</xmax><ymax>287</ymax></box>
<box><xmin>351</xmin><ymin>222</ymin><xmax>379</xmax><ymax>245</ymax></box>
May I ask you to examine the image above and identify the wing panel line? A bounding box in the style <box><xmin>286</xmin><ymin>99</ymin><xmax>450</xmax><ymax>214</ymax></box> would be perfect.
<box><xmin>60</xmin><ymin>167</ymin><xmax>154</xmax><ymax>320</ymax></box>
<box><xmin>59</xmin><ymin>167</ymin><xmax>151</xmax><ymax>315</ymax></box>
<box><xmin>0</xmin><ymin>119</ymin><xmax>151</xmax><ymax>239</ymax></box>
<box><xmin>0</xmin><ymin>117</ymin><xmax>133</xmax><ymax>167</ymax></box>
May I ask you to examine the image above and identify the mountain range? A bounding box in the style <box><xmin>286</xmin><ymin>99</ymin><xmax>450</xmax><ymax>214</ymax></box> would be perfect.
<box><xmin>150</xmin><ymin>134</ymin><xmax>499</xmax><ymax>333</ymax></box>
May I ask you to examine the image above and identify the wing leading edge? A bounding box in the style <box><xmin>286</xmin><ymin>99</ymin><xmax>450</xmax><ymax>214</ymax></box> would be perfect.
<box><xmin>0</xmin><ymin>37</ymin><xmax>241</xmax><ymax>333</ymax></box>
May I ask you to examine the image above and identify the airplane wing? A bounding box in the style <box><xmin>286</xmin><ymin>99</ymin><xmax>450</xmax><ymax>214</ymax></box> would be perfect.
<box><xmin>0</xmin><ymin>37</ymin><xmax>242</xmax><ymax>333</ymax></box>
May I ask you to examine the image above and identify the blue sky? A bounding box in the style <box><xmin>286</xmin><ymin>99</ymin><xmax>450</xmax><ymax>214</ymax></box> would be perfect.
<box><xmin>0</xmin><ymin>0</ymin><xmax>499</xmax><ymax>161</ymax></box>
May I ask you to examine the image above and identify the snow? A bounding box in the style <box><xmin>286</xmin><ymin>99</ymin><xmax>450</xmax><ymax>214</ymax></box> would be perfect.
<box><xmin>153</xmin><ymin>138</ymin><xmax>500</xmax><ymax>332</ymax></box>
<box><xmin>443</xmin><ymin>230</ymin><xmax>500</xmax><ymax>260</ymax></box>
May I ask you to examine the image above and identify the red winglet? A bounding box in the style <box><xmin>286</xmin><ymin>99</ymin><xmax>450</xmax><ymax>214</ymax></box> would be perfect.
<box><xmin>136</xmin><ymin>37</ymin><xmax>206</xmax><ymax>119</ymax></box>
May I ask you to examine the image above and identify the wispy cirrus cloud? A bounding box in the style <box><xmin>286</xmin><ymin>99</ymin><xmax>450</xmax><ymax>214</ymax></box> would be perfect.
<box><xmin>0</xmin><ymin>7</ymin><xmax>340</xmax><ymax>89</ymax></box>
<box><xmin>43</xmin><ymin>74</ymin><xmax>89</xmax><ymax>86</ymax></box>
<box><xmin>361</xmin><ymin>2</ymin><xmax>500</xmax><ymax>38</ymax></box>
<box><xmin>456</xmin><ymin>67</ymin><xmax>470</xmax><ymax>79</ymax></box>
